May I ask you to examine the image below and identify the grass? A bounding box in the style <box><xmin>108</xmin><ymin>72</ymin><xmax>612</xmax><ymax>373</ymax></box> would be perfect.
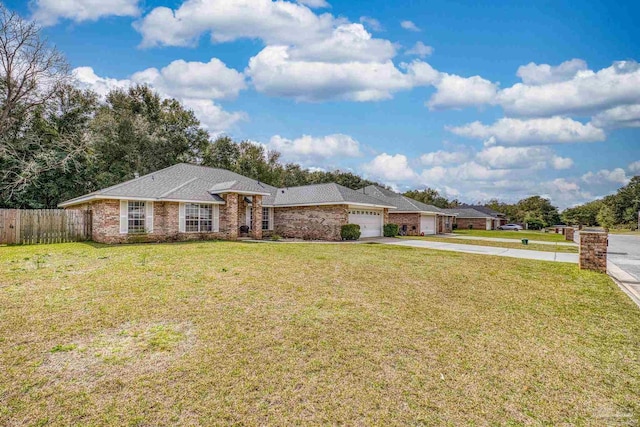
<box><xmin>454</xmin><ymin>229</ymin><xmax>569</xmax><ymax>242</ymax></box>
<box><xmin>1</xmin><ymin>241</ymin><xmax>639</xmax><ymax>425</ymax></box>
<box><xmin>398</xmin><ymin>235</ymin><xmax>579</xmax><ymax>253</ymax></box>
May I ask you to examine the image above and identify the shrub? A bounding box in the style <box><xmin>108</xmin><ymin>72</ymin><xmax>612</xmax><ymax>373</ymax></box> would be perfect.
<box><xmin>341</xmin><ymin>224</ymin><xmax>361</xmax><ymax>240</ymax></box>
<box><xmin>526</xmin><ymin>218</ymin><xmax>545</xmax><ymax>230</ymax></box>
<box><xmin>383</xmin><ymin>223</ymin><xmax>399</xmax><ymax>237</ymax></box>
<box><xmin>468</xmin><ymin>224</ymin><xmax>473</xmax><ymax>230</ymax></box>
<box><xmin>452</xmin><ymin>223</ymin><xmax>458</xmax><ymax>230</ymax></box>
<box><xmin>271</xmin><ymin>234</ymin><xmax>282</xmax><ymax>241</ymax></box>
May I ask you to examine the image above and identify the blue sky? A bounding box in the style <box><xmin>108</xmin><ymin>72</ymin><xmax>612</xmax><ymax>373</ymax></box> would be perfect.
<box><xmin>7</xmin><ymin>0</ymin><xmax>640</xmax><ymax>208</ymax></box>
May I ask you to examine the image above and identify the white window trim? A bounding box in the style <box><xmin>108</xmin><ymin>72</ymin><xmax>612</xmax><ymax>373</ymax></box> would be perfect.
<box><xmin>179</xmin><ymin>202</ymin><xmax>219</xmax><ymax>233</ymax></box>
<box><xmin>262</xmin><ymin>207</ymin><xmax>274</xmax><ymax>231</ymax></box>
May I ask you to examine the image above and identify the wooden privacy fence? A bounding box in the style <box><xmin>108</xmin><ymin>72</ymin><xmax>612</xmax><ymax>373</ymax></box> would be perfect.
<box><xmin>0</xmin><ymin>209</ymin><xmax>92</xmax><ymax>245</ymax></box>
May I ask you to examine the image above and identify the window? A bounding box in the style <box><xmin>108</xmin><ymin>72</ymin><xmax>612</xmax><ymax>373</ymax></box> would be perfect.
<box><xmin>185</xmin><ymin>203</ymin><xmax>213</xmax><ymax>232</ymax></box>
<box><xmin>262</xmin><ymin>207</ymin><xmax>270</xmax><ymax>230</ymax></box>
<box><xmin>128</xmin><ymin>201</ymin><xmax>146</xmax><ymax>234</ymax></box>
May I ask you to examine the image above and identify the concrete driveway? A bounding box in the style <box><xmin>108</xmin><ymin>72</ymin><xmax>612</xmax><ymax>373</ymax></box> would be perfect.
<box><xmin>384</xmin><ymin>239</ymin><xmax>578</xmax><ymax>263</ymax></box>
<box><xmin>608</xmin><ymin>234</ymin><xmax>640</xmax><ymax>306</ymax></box>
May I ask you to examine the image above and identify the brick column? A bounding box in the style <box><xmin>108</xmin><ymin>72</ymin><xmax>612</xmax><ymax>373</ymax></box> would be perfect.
<box><xmin>579</xmin><ymin>231</ymin><xmax>608</xmax><ymax>272</ymax></box>
<box><xmin>252</xmin><ymin>195</ymin><xmax>263</xmax><ymax>240</ymax></box>
<box><xmin>226</xmin><ymin>193</ymin><xmax>239</xmax><ymax>240</ymax></box>
<box><xmin>565</xmin><ymin>227</ymin><xmax>575</xmax><ymax>241</ymax></box>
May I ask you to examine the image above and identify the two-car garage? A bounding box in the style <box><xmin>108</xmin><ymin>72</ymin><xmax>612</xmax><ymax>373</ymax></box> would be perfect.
<box><xmin>348</xmin><ymin>208</ymin><xmax>384</xmax><ymax>238</ymax></box>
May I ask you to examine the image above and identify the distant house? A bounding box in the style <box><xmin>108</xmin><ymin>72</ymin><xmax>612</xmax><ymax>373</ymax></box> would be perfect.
<box><xmin>441</xmin><ymin>205</ymin><xmax>507</xmax><ymax>230</ymax></box>
<box><xmin>360</xmin><ymin>185</ymin><xmax>456</xmax><ymax>235</ymax></box>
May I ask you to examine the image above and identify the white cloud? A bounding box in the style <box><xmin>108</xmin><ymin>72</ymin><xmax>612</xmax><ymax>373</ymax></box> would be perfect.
<box><xmin>406</xmin><ymin>42</ymin><xmax>434</xmax><ymax>58</ymax></box>
<box><xmin>476</xmin><ymin>146</ymin><xmax>550</xmax><ymax>170</ymax></box>
<box><xmin>246</xmin><ymin>45</ymin><xmax>422</xmax><ymax>102</ymax></box>
<box><xmin>297</xmin><ymin>0</ymin><xmax>330</xmax><ymax>8</ymax></box>
<box><xmin>73</xmin><ymin>65</ymin><xmax>245</xmax><ymax>133</ymax></box>
<box><xmin>73</xmin><ymin>67</ymin><xmax>131</xmax><ymax>96</ymax></box>
<box><xmin>427</xmin><ymin>73</ymin><xmax>498</xmax><ymax>110</ymax></box>
<box><xmin>362</xmin><ymin>153</ymin><xmax>417</xmax><ymax>182</ymax></box>
<box><xmin>400</xmin><ymin>20</ymin><xmax>421</xmax><ymax>32</ymax></box>
<box><xmin>420</xmin><ymin>149</ymin><xmax>471</xmax><ymax>166</ymax></box>
<box><xmin>516</xmin><ymin>59</ymin><xmax>587</xmax><ymax>85</ymax></box>
<box><xmin>582</xmin><ymin>168</ymin><xmax>630</xmax><ymax>185</ymax></box>
<box><xmin>268</xmin><ymin>134</ymin><xmax>362</xmax><ymax>164</ymax></box>
<box><xmin>130</xmin><ymin>58</ymin><xmax>246</xmax><ymax>100</ymax></box>
<box><xmin>552</xmin><ymin>156</ymin><xmax>574</xmax><ymax>170</ymax></box>
<box><xmin>135</xmin><ymin>0</ymin><xmax>337</xmax><ymax>48</ymax></box>
<box><xmin>448</xmin><ymin>117</ymin><xmax>605</xmax><ymax>146</ymax></box>
<box><xmin>31</xmin><ymin>0</ymin><xmax>140</xmax><ymax>26</ymax></box>
<box><xmin>592</xmin><ymin>104</ymin><xmax>640</xmax><ymax>129</ymax></box>
<box><xmin>359</xmin><ymin>16</ymin><xmax>383</xmax><ymax>32</ymax></box>
<box><xmin>629</xmin><ymin>161</ymin><xmax>640</xmax><ymax>174</ymax></box>
<box><xmin>498</xmin><ymin>60</ymin><xmax>640</xmax><ymax>117</ymax></box>
<box><xmin>287</xmin><ymin>23</ymin><xmax>396</xmax><ymax>63</ymax></box>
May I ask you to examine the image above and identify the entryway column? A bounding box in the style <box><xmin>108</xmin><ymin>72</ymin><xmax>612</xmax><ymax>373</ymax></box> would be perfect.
<box><xmin>252</xmin><ymin>195</ymin><xmax>263</xmax><ymax>240</ymax></box>
<box><xmin>226</xmin><ymin>193</ymin><xmax>239</xmax><ymax>240</ymax></box>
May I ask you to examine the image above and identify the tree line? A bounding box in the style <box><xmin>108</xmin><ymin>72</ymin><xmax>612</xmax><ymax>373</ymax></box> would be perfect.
<box><xmin>561</xmin><ymin>177</ymin><xmax>640</xmax><ymax>230</ymax></box>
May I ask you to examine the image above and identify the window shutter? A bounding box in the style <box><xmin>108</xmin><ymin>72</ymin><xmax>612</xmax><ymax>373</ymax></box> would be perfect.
<box><xmin>119</xmin><ymin>200</ymin><xmax>128</xmax><ymax>234</ymax></box>
<box><xmin>269</xmin><ymin>207</ymin><xmax>274</xmax><ymax>230</ymax></box>
<box><xmin>145</xmin><ymin>201</ymin><xmax>154</xmax><ymax>233</ymax></box>
<box><xmin>179</xmin><ymin>203</ymin><xmax>186</xmax><ymax>232</ymax></box>
<box><xmin>213</xmin><ymin>205</ymin><xmax>220</xmax><ymax>232</ymax></box>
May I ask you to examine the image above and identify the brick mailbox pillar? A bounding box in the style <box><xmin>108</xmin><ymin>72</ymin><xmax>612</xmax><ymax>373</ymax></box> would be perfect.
<box><xmin>565</xmin><ymin>227</ymin><xmax>575</xmax><ymax>241</ymax></box>
<box><xmin>579</xmin><ymin>231</ymin><xmax>608</xmax><ymax>273</ymax></box>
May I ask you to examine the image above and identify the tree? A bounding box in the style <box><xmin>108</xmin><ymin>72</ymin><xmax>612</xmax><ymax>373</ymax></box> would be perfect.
<box><xmin>403</xmin><ymin>188</ymin><xmax>452</xmax><ymax>208</ymax></box>
<box><xmin>2</xmin><ymin>85</ymin><xmax>99</xmax><ymax>208</ymax></box>
<box><xmin>0</xmin><ymin>5</ymin><xmax>81</xmax><ymax>200</ymax></box>
<box><xmin>561</xmin><ymin>200</ymin><xmax>603</xmax><ymax>226</ymax></box>
<box><xmin>91</xmin><ymin>85</ymin><xmax>210</xmax><ymax>188</ymax></box>
<box><xmin>203</xmin><ymin>135</ymin><xmax>240</xmax><ymax>171</ymax></box>
<box><xmin>596</xmin><ymin>205</ymin><xmax>616</xmax><ymax>230</ymax></box>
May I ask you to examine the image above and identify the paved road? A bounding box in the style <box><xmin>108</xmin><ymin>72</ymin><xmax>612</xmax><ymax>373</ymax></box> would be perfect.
<box><xmin>608</xmin><ymin>234</ymin><xmax>640</xmax><ymax>280</ymax></box>
<box><xmin>385</xmin><ymin>239</ymin><xmax>578</xmax><ymax>263</ymax></box>
<box><xmin>607</xmin><ymin>234</ymin><xmax>640</xmax><ymax>307</ymax></box>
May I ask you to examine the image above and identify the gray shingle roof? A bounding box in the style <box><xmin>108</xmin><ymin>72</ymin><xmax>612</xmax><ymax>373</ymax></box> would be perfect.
<box><xmin>458</xmin><ymin>204</ymin><xmax>504</xmax><ymax>218</ymax></box>
<box><xmin>360</xmin><ymin>185</ymin><xmax>444</xmax><ymax>214</ymax></box>
<box><xmin>59</xmin><ymin>163</ymin><xmax>275</xmax><ymax>206</ymax></box>
<box><xmin>266</xmin><ymin>183</ymin><xmax>396</xmax><ymax>208</ymax></box>
<box><xmin>441</xmin><ymin>208</ymin><xmax>495</xmax><ymax>218</ymax></box>
<box><xmin>60</xmin><ymin>163</ymin><xmax>395</xmax><ymax>208</ymax></box>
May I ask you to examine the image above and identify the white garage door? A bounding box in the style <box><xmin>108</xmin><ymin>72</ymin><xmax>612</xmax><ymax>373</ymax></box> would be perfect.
<box><xmin>420</xmin><ymin>215</ymin><xmax>436</xmax><ymax>235</ymax></box>
<box><xmin>348</xmin><ymin>209</ymin><xmax>383</xmax><ymax>238</ymax></box>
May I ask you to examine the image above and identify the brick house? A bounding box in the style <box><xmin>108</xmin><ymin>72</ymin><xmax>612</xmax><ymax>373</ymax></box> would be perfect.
<box><xmin>359</xmin><ymin>185</ymin><xmax>456</xmax><ymax>235</ymax></box>
<box><xmin>59</xmin><ymin>163</ymin><xmax>395</xmax><ymax>243</ymax></box>
<box><xmin>441</xmin><ymin>207</ymin><xmax>505</xmax><ymax>230</ymax></box>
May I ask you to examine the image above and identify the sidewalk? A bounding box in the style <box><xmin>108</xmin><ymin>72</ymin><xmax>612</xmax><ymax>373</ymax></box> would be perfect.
<box><xmin>607</xmin><ymin>261</ymin><xmax>640</xmax><ymax>308</ymax></box>
<box><xmin>441</xmin><ymin>234</ymin><xmax>576</xmax><ymax>247</ymax></box>
<box><xmin>384</xmin><ymin>239</ymin><xmax>578</xmax><ymax>263</ymax></box>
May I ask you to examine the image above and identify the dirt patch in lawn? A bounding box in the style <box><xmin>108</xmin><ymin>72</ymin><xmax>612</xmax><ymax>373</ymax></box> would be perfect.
<box><xmin>39</xmin><ymin>321</ymin><xmax>195</xmax><ymax>388</ymax></box>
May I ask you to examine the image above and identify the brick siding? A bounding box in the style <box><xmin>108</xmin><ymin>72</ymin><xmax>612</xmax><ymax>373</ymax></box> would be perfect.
<box><xmin>388</xmin><ymin>213</ymin><xmax>421</xmax><ymax>236</ymax></box>
<box><xmin>273</xmin><ymin>205</ymin><xmax>348</xmax><ymax>241</ymax></box>
<box><xmin>579</xmin><ymin>231</ymin><xmax>608</xmax><ymax>272</ymax></box>
<box><xmin>456</xmin><ymin>217</ymin><xmax>490</xmax><ymax>230</ymax></box>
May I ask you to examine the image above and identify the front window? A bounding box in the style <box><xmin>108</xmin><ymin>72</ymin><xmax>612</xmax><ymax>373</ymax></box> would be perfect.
<box><xmin>262</xmin><ymin>207</ymin><xmax>270</xmax><ymax>230</ymax></box>
<box><xmin>186</xmin><ymin>203</ymin><xmax>213</xmax><ymax>232</ymax></box>
<box><xmin>128</xmin><ymin>201</ymin><xmax>145</xmax><ymax>234</ymax></box>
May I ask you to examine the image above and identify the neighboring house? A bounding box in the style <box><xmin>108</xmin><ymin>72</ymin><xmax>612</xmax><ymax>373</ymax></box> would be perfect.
<box><xmin>442</xmin><ymin>207</ymin><xmax>505</xmax><ymax>230</ymax></box>
<box><xmin>59</xmin><ymin>163</ymin><xmax>395</xmax><ymax>243</ymax></box>
<box><xmin>360</xmin><ymin>185</ymin><xmax>456</xmax><ymax>235</ymax></box>
<box><xmin>459</xmin><ymin>205</ymin><xmax>508</xmax><ymax>229</ymax></box>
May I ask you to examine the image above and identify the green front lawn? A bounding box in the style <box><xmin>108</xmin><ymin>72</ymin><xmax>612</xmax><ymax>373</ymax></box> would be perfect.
<box><xmin>398</xmin><ymin>235</ymin><xmax>579</xmax><ymax>253</ymax></box>
<box><xmin>1</xmin><ymin>242</ymin><xmax>639</xmax><ymax>425</ymax></box>
<box><xmin>454</xmin><ymin>228</ymin><xmax>569</xmax><ymax>242</ymax></box>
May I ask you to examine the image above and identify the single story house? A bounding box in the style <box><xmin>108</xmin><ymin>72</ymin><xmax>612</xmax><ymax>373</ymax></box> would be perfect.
<box><xmin>59</xmin><ymin>163</ymin><xmax>396</xmax><ymax>243</ymax></box>
<box><xmin>441</xmin><ymin>206</ymin><xmax>506</xmax><ymax>230</ymax></box>
<box><xmin>359</xmin><ymin>185</ymin><xmax>456</xmax><ymax>235</ymax></box>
